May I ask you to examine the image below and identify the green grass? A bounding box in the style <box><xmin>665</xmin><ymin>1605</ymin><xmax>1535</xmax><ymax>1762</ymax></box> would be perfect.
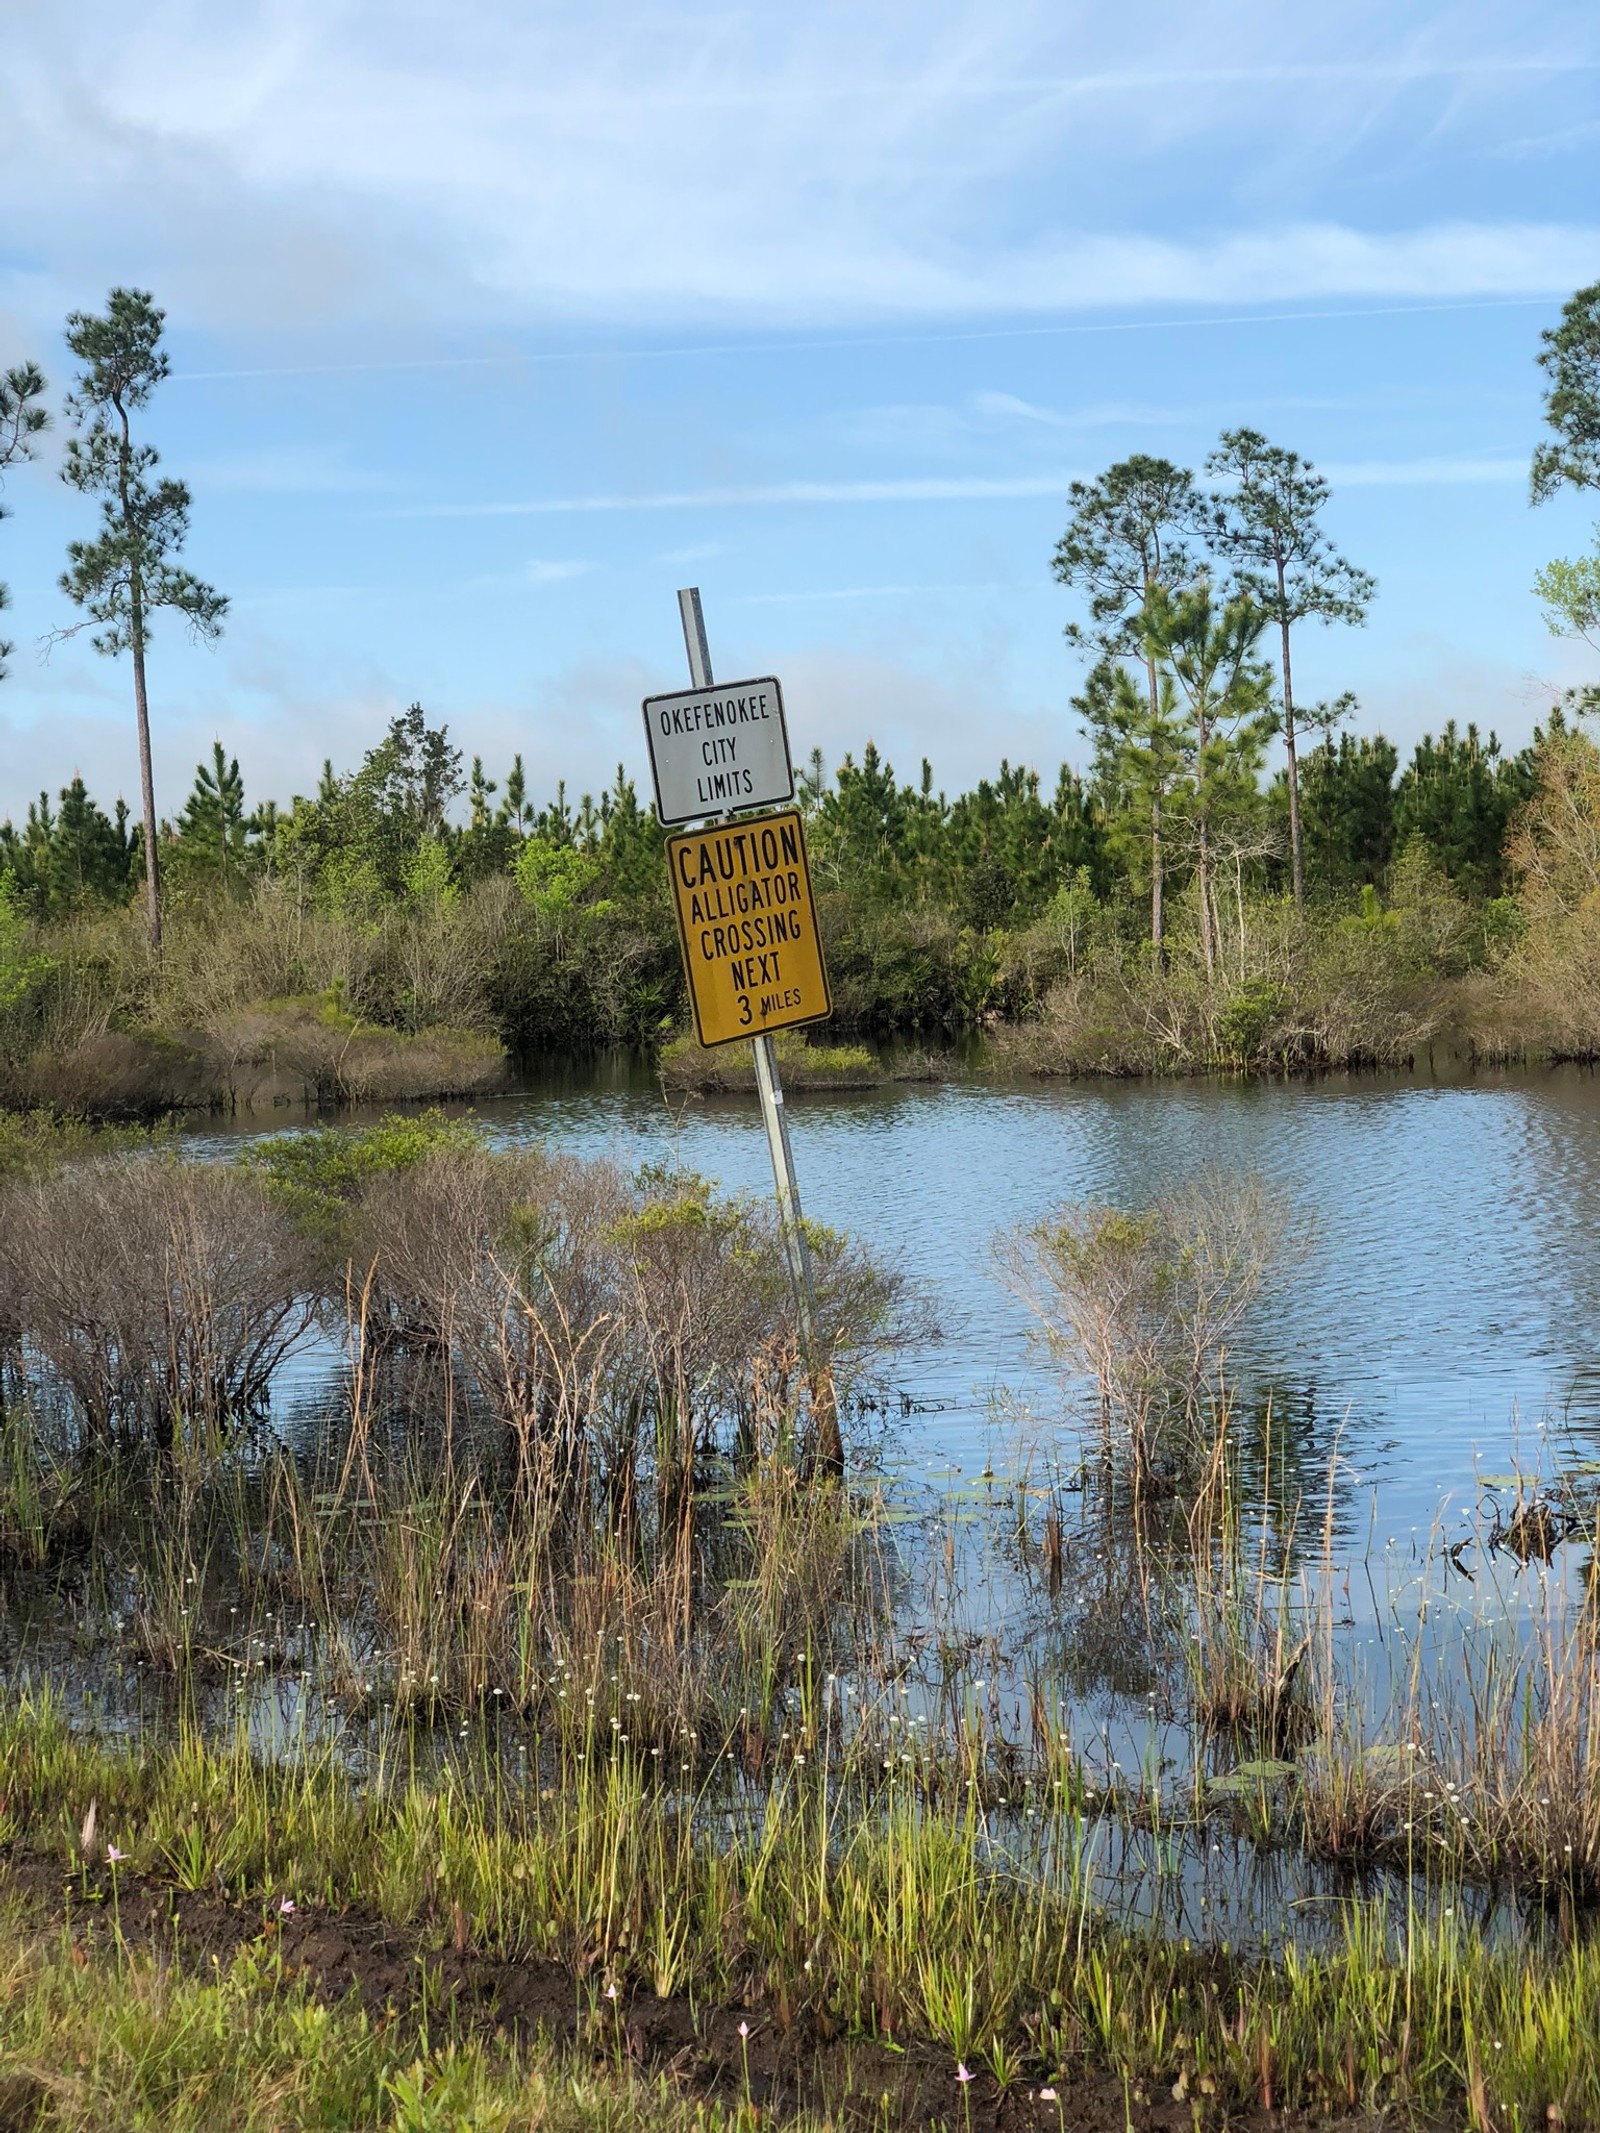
<box><xmin>0</xmin><ymin>1910</ymin><xmax>798</xmax><ymax>2132</ymax></box>
<box><xmin>3</xmin><ymin>1693</ymin><xmax>1600</xmax><ymax>2127</ymax></box>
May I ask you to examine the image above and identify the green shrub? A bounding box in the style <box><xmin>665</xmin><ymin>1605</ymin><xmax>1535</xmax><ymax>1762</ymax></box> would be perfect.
<box><xmin>241</xmin><ymin>1109</ymin><xmax>483</xmax><ymax>1233</ymax></box>
<box><xmin>1217</xmin><ymin>977</ymin><xmax>1288</xmax><ymax>1065</ymax></box>
<box><xmin>658</xmin><ymin>1030</ymin><xmax>881</xmax><ymax>1092</ymax></box>
<box><xmin>820</xmin><ymin>901</ymin><xmax>991</xmax><ymax>1034</ymax></box>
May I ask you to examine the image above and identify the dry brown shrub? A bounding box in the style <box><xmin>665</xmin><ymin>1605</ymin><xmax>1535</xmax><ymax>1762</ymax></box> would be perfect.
<box><xmin>340</xmin><ymin>1143</ymin><xmax>603</xmax><ymax>1340</ymax></box>
<box><xmin>210</xmin><ymin>1004</ymin><xmax>506</xmax><ymax>1108</ymax></box>
<box><xmin>0</xmin><ymin>1159</ymin><xmax>313</xmax><ymax>1444</ymax></box>
<box><xmin>1002</xmin><ymin>1169</ymin><xmax>1298</xmax><ymax>1479</ymax></box>
<box><xmin>343</xmin><ymin>1147</ymin><xmax>900</xmax><ymax>1483</ymax></box>
<box><xmin>285</xmin><ymin>1146</ymin><xmax>906</xmax><ymax>1728</ymax></box>
<box><xmin>1295</xmin><ymin>926</ymin><xmax>1440</xmax><ymax>1066</ymax></box>
<box><xmin>989</xmin><ymin>910</ymin><xmax>1442</xmax><ymax>1078</ymax></box>
<box><xmin>0</xmin><ymin>1030</ymin><xmax>218</xmax><ymax>1117</ymax></box>
<box><xmin>0</xmin><ymin>883</ymin><xmax>515</xmax><ymax>1118</ymax></box>
<box><xmin>1507</xmin><ymin>724</ymin><xmax>1600</xmax><ymax>923</ymax></box>
<box><xmin>1500</xmin><ymin>725</ymin><xmax>1600</xmax><ymax>1056</ymax></box>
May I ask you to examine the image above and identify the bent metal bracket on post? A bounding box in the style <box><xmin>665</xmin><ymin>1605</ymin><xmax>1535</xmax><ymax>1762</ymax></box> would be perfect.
<box><xmin>676</xmin><ymin>587</ymin><xmax>840</xmax><ymax>1477</ymax></box>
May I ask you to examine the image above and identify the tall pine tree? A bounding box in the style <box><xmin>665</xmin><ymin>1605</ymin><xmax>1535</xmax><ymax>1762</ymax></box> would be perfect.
<box><xmin>1053</xmin><ymin>457</ymin><xmax>1198</xmax><ymax>957</ymax></box>
<box><xmin>1205</xmin><ymin>429</ymin><xmax>1374</xmax><ymax>910</ymax></box>
<box><xmin>58</xmin><ymin>290</ymin><xmax>227</xmax><ymax>948</ymax></box>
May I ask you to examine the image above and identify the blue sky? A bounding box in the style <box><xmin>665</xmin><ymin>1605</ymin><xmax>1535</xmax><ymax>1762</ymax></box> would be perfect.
<box><xmin>1</xmin><ymin>0</ymin><xmax>1597</xmax><ymax>822</ymax></box>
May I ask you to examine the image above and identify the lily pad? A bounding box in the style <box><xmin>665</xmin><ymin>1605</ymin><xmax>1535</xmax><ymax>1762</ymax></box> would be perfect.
<box><xmin>1208</xmin><ymin>1758</ymin><xmax>1299</xmax><ymax>1797</ymax></box>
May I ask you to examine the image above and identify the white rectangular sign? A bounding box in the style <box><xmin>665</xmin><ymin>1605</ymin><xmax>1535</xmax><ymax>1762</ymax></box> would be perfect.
<box><xmin>641</xmin><ymin>675</ymin><xmax>793</xmax><ymax>826</ymax></box>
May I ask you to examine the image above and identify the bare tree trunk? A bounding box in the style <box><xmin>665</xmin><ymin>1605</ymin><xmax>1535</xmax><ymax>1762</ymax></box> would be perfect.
<box><xmin>115</xmin><ymin>393</ymin><xmax>162</xmax><ymax>953</ymax></box>
<box><xmin>1196</xmin><ymin>707</ymin><xmax>1216</xmax><ymax>978</ymax></box>
<box><xmin>1151</xmin><ymin>793</ymin><xmax>1165</xmax><ymax>963</ymax></box>
<box><xmin>131</xmin><ymin>576</ymin><xmax>161</xmax><ymax>951</ymax></box>
<box><xmin>1278</xmin><ymin>562</ymin><xmax>1304</xmax><ymax>913</ymax></box>
<box><xmin>1235</xmin><ymin>849</ymin><xmax>1247</xmax><ymax>979</ymax></box>
<box><xmin>1146</xmin><ymin>649</ymin><xmax>1166</xmax><ymax>968</ymax></box>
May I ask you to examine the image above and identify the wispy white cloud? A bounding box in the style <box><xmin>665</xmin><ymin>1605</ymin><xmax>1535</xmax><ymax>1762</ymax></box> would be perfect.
<box><xmin>403</xmin><ymin>476</ymin><xmax>1084</xmax><ymax>515</ymax></box>
<box><xmin>1320</xmin><ymin>453</ymin><xmax>1528</xmax><ymax>485</ymax></box>
<box><xmin>0</xmin><ymin>0</ymin><xmax>1587</xmax><ymax>798</ymax></box>
<box><xmin>403</xmin><ymin>452</ymin><xmax>1532</xmax><ymax>517</ymax></box>
<box><xmin>830</xmin><ymin>390</ymin><xmax>1174</xmax><ymax>453</ymax></box>
<box><xmin>971</xmin><ymin>391</ymin><xmax>1061</xmax><ymax>425</ymax></box>
<box><xmin>2</xmin><ymin>2</ymin><xmax>1596</xmax><ymax>333</ymax></box>
<box><xmin>524</xmin><ymin>558</ymin><xmax>593</xmax><ymax>584</ymax></box>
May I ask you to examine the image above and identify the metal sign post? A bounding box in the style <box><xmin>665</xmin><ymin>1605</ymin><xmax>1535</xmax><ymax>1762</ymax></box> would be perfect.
<box><xmin>673</xmin><ymin>587</ymin><xmax>841</xmax><ymax>1476</ymax></box>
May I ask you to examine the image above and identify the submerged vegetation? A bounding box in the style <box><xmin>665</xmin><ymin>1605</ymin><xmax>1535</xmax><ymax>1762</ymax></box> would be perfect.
<box><xmin>1003</xmin><ymin>1170</ymin><xmax>1300</xmax><ymax>1485</ymax></box>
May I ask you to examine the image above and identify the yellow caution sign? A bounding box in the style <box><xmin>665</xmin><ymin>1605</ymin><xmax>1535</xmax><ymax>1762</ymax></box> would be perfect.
<box><xmin>667</xmin><ymin>807</ymin><xmax>832</xmax><ymax>1048</ymax></box>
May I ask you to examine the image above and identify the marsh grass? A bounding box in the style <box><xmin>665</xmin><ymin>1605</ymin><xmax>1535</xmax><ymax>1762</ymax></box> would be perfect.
<box><xmin>1287</xmin><ymin>1504</ymin><xmax>1600</xmax><ymax>1917</ymax></box>
<box><xmin>994</xmin><ymin>1378</ymin><xmax>1600</xmax><ymax>1940</ymax></box>
<box><xmin>658</xmin><ymin>1032</ymin><xmax>884</xmax><ymax>1094</ymax></box>
<box><xmin>1183</xmin><ymin>1408</ymin><xmax>1317</xmax><ymax>1759</ymax></box>
<box><xmin>6</xmin><ymin>1689</ymin><xmax>1600</xmax><ymax>2127</ymax></box>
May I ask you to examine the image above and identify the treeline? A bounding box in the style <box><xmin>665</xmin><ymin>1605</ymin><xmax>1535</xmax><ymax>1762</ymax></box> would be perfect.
<box><xmin>800</xmin><ymin>715</ymin><xmax>1539</xmax><ymax>916</ymax></box>
<box><xmin>0</xmin><ymin>694</ymin><xmax>1553</xmax><ymax>936</ymax></box>
<box><xmin>1</xmin><ymin>693</ymin><xmax>1596</xmax><ymax>1080</ymax></box>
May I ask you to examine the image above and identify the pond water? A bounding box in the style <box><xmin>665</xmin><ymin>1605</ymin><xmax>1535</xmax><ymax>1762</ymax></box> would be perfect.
<box><xmin>190</xmin><ymin>1057</ymin><xmax>1600</xmax><ymax>1557</ymax></box>
<box><xmin>23</xmin><ymin>1060</ymin><xmax>1600</xmax><ymax>1950</ymax></box>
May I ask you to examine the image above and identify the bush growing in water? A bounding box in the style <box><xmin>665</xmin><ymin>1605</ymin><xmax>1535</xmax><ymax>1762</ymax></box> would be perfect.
<box><xmin>0</xmin><ymin>1118</ymin><xmax>912</xmax><ymax>1737</ymax></box>
<box><xmin>0</xmin><ymin>1159</ymin><xmax>312</xmax><ymax>1446</ymax></box>
<box><xmin>0</xmin><ymin>1123</ymin><xmax>906</xmax><ymax>1490</ymax></box>
<box><xmin>1003</xmin><ymin>1168</ymin><xmax>1298</xmax><ymax>1482</ymax></box>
